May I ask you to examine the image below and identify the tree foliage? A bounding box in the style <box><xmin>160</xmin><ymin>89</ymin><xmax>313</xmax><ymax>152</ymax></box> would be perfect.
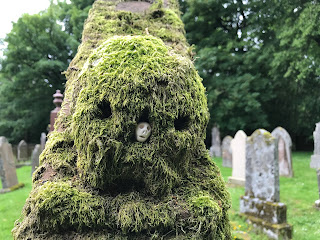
<box><xmin>181</xmin><ymin>0</ymin><xmax>320</xmax><ymax>145</ymax></box>
<box><xmin>0</xmin><ymin>0</ymin><xmax>93</xmax><ymax>143</ymax></box>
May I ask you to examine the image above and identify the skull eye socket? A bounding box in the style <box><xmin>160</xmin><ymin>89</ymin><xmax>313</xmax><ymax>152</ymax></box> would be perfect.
<box><xmin>147</xmin><ymin>126</ymin><xmax>150</xmax><ymax>131</ymax></box>
<box><xmin>97</xmin><ymin>100</ymin><xmax>112</xmax><ymax>119</ymax></box>
<box><xmin>174</xmin><ymin>115</ymin><xmax>190</xmax><ymax>131</ymax></box>
<box><xmin>139</xmin><ymin>124</ymin><xmax>144</xmax><ymax>129</ymax></box>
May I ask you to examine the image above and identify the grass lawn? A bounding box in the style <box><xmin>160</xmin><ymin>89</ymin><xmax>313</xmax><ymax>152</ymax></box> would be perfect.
<box><xmin>0</xmin><ymin>152</ymin><xmax>319</xmax><ymax>239</ymax></box>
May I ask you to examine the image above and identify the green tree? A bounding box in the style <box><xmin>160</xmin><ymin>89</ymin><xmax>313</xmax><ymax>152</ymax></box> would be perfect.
<box><xmin>182</xmin><ymin>0</ymin><xmax>320</xmax><ymax>146</ymax></box>
<box><xmin>0</xmin><ymin>0</ymin><xmax>94</xmax><ymax>143</ymax></box>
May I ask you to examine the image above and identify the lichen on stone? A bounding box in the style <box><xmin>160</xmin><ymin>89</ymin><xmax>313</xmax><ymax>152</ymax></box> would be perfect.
<box><xmin>12</xmin><ymin>0</ymin><xmax>231</xmax><ymax>239</ymax></box>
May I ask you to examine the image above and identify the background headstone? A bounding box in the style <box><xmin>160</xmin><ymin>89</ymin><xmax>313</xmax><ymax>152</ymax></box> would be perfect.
<box><xmin>240</xmin><ymin>129</ymin><xmax>292</xmax><ymax>239</ymax></box>
<box><xmin>50</xmin><ymin>90</ymin><xmax>63</xmax><ymax>132</ymax></box>
<box><xmin>271</xmin><ymin>127</ymin><xmax>293</xmax><ymax>177</ymax></box>
<box><xmin>0</xmin><ymin>137</ymin><xmax>19</xmax><ymax>189</ymax></box>
<box><xmin>40</xmin><ymin>132</ymin><xmax>46</xmax><ymax>151</ymax></box>
<box><xmin>209</xmin><ymin>126</ymin><xmax>221</xmax><ymax>157</ymax></box>
<box><xmin>31</xmin><ymin>144</ymin><xmax>41</xmax><ymax>175</ymax></box>
<box><xmin>17</xmin><ymin>140</ymin><xmax>28</xmax><ymax>162</ymax></box>
<box><xmin>229</xmin><ymin>130</ymin><xmax>247</xmax><ymax>186</ymax></box>
<box><xmin>311</xmin><ymin>122</ymin><xmax>320</xmax><ymax>168</ymax></box>
<box><xmin>222</xmin><ymin>136</ymin><xmax>233</xmax><ymax>168</ymax></box>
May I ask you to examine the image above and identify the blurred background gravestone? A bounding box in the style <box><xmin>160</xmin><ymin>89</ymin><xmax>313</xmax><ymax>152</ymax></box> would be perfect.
<box><xmin>222</xmin><ymin>135</ymin><xmax>232</xmax><ymax>168</ymax></box>
<box><xmin>0</xmin><ymin>137</ymin><xmax>23</xmax><ymax>193</ymax></box>
<box><xmin>240</xmin><ymin>129</ymin><xmax>292</xmax><ymax>239</ymax></box>
<box><xmin>50</xmin><ymin>90</ymin><xmax>63</xmax><ymax>132</ymax></box>
<box><xmin>17</xmin><ymin>140</ymin><xmax>28</xmax><ymax>162</ymax></box>
<box><xmin>209</xmin><ymin>126</ymin><xmax>221</xmax><ymax>157</ymax></box>
<box><xmin>271</xmin><ymin>127</ymin><xmax>293</xmax><ymax>177</ymax></box>
<box><xmin>310</xmin><ymin>122</ymin><xmax>320</xmax><ymax>169</ymax></box>
<box><xmin>31</xmin><ymin>144</ymin><xmax>41</xmax><ymax>175</ymax></box>
<box><xmin>40</xmin><ymin>132</ymin><xmax>46</xmax><ymax>151</ymax></box>
<box><xmin>229</xmin><ymin>130</ymin><xmax>247</xmax><ymax>186</ymax></box>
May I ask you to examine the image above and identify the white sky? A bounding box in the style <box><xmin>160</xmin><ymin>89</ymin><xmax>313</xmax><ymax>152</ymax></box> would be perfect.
<box><xmin>0</xmin><ymin>0</ymin><xmax>51</xmax><ymax>56</ymax></box>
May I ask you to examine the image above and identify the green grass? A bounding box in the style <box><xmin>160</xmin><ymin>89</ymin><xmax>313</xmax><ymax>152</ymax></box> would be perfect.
<box><xmin>0</xmin><ymin>152</ymin><xmax>319</xmax><ymax>239</ymax></box>
<box><xmin>0</xmin><ymin>166</ymin><xmax>32</xmax><ymax>240</ymax></box>
<box><xmin>215</xmin><ymin>151</ymin><xmax>320</xmax><ymax>240</ymax></box>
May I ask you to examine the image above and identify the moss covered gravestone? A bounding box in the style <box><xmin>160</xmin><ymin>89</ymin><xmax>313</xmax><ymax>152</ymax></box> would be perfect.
<box><xmin>12</xmin><ymin>0</ymin><xmax>231</xmax><ymax>239</ymax></box>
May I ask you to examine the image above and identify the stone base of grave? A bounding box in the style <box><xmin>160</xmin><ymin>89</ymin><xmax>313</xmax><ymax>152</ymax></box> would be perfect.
<box><xmin>228</xmin><ymin>176</ymin><xmax>245</xmax><ymax>186</ymax></box>
<box><xmin>209</xmin><ymin>146</ymin><xmax>221</xmax><ymax>157</ymax></box>
<box><xmin>0</xmin><ymin>183</ymin><xmax>24</xmax><ymax>194</ymax></box>
<box><xmin>310</xmin><ymin>154</ymin><xmax>320</xmax><ymax>169</ymax></box>
<box><xmin>240</xmin><ymin>196</ymin><xmax>292</xmax><ymax>240</ymax></box>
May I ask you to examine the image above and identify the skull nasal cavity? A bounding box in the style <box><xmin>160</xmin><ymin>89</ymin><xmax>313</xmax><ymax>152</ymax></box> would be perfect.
<box><xmin>174</xmin><ymin>115</ymin><xmax>190</xmax><ymax>131</ymax></box>
<box><xmin>97</xmin><ymin>101</ymin><xmax>112</xmax><ymax>119</ymax></box>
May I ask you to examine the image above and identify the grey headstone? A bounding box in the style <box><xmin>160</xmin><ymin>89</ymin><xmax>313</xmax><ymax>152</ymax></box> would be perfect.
<box><xmin>240</xmin><ymin>129</ymin><xmax>292</xmax><ymax>239</ymax></box>
<box><xmin>17</xmin><ymin>140</ymin><xmax>28</xmax><ymax>162</ymax></box>
<box><xmin>0</xmin><ymin>137</ymin><xmax>19</xmax><ymax>189</ymax></box>
<box><xmin>245</xmin><ymin>129</ymin><xmax>279</xmax><ymax>202</ymax></box>
<box><xmin>271</xmin><ymin>127</ymin><xmax>293</xmax><ymax>177</ymax></box>
<box><xmin>31</xmin><ymin>144</ymin><xmax>41</xmax><ymax>175</ymax></box>
<box><xmin>209</xmin><ymin>126</ymin><xmax>221</xmax><ymax>157</ymax></box>
<box><xmin>311</xmin><ymin>122</ymin><xmax>320</xmax><ymax>168</ymax></box>
<box><xmin>222</xmin><ymin>136</ymin><xmax>232</xmax><ymax>168</ymax></box>
<box><xmin>229</xmin><ymin>130</ymin><xmax>247</xmax><ymax>186</ymax></box>
<box><xmin>40</xmin><ymin>132</ymin><xmax>46</xmax><ymax>151</ymax></box>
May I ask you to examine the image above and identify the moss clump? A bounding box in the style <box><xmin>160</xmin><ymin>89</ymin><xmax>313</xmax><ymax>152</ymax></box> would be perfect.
<box><xmin>13</xmin><ymin>1</ymin><xmax>231</xmax><ymax>239</ymax></box>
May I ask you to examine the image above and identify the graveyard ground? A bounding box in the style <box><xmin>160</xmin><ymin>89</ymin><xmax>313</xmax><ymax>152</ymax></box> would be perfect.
<box><xmin>0</xmin><ymin>152</ymin><xmax>319</xmax><ymax>240</ymax></box>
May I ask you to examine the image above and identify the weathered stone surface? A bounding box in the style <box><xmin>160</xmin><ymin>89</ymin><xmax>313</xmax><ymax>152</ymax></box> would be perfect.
<box><xmin>17</xmin><ymin>140</ymin><xmax>28</xmax><ymax>162</ymax></box>
<box><xmin>31</xmin><ymin>144</ymin><xmax>41</xmax><ymax>175</ymax></box>
<box><xmin>245</xmin><ymin>129</ymin><xmax>279</xmax><ymax>201</ymax></box>
<box><xmin>229</xmin><ymin>130</ymin><xmax>247</xmax><ymax>186</ymax></box>
<box><xmin>311</xmin><ymin>122</ymin><xmax>320</xmax><ymax>168</ymax></box>
<box><xmin>40</xmin><ymin>132</ymin><xmax>46</xmax><ymax>152</ymax></box>
<box><xmin>0</xmin><ymin>137</ymin><xmax>19</xmax><ymax>189</ymax></box>
<box><xmin>222</xmin><ymin>136</ymin><xmax>232</xmax><ymax>168</ymax></box>
<box><xmin>209</xmin><ymin>126</ymin><xmax>221</xmax><ymax>157</ymax></box>
<box><xmin>240</xmin><ymin>129</ymin><xmax>292</xmax><ymax>239</ymax></box>
<box><xmin>271</xmin><ymin>127</ymin><xmax>293</xmax><ymax>177</ymax></box>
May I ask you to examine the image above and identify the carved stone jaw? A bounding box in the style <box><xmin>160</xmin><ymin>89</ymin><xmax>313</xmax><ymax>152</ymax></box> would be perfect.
<box><xmin>136</xmin><ymin>122</ymin><xmax>151</xmax><ymax>142</ymax></box>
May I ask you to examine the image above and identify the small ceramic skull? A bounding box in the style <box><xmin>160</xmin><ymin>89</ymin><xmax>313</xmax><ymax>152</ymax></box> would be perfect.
<box><xmin>136</xmin><ymin>122</ymin><xmax>151</xmax><ymax>142</ymax></box>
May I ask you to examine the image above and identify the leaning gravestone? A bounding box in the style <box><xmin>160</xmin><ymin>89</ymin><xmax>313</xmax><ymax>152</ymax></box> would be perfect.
<box><xmin>0</xmin><ymin>137</ymin><xmax>20</xmax><ymax>192</ymax></box>
<box><xmin>240</xmin><ymin>129</ymin><xmax>292</xmax><ymax>239</ymax></box>
<box><xmin>210</xmin><ymin>126</ymin><xmax>222</xmax><ymax>157</ymax></box>
<box><xmin>12</xmin><ymin>0</ymin><xmax>231</xmax><ymax>239</ymax></box>
<box><xmin>222</xmin><ymin>136</ymin><xmax>233</xmax><ymax>168</ymax></box>
<box><xmin>229</xmin><ymin>130</ymin><xmax>247</xmax><ymax>186</ymax></box>
<box><xmin>31</xmin><ymin>144</ymin><xmax>41</xmax><ymax>175</ymax></box>
<box><xmin>17</xmin><ymin>140</ymin><xmax>28</xmax><ymax>162</ymax></box>
<box><xmin>271</xmin><ymin>127</ymin><xmax>293</xmax><ymax>177</ymax></box>
<box><xmin>311</xmin><ymin>122</ymin><xmax>320</xmax><ymax>168</ymax></box>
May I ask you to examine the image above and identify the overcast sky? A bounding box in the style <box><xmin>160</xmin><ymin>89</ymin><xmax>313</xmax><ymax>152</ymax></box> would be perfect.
<box><xmin>0</xmin><ymin>0</ymin><xmax>51</xmax><ymax>56</ymax></box>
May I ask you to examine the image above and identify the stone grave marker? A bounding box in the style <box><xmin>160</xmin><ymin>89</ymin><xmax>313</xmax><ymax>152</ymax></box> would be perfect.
<box><xmin>209</xmin><ymin>126</ymin><xmax>221</xmax><ymax>157</ymax></box>
<box><xmin>31</xmin><ymin>144</ymin><xmax>41</xmax><ymax>175</ymax></box>
<box><xmin>271</xmin><ymin>127</ymin><xmax>293</xmax><ymax>177</ymax></box>
<box><xmin>17</xmin><ymin>140</ymin><xmax>28</xmax><ymax>162</ymax></box>
<box><xmin>40</xmin><ymin>132</ymin><xmax>46</xmax><ymax>151</ymax></box>
<box><xmin>0</xmin><ymin>137</ymin><xmax>19</xmax><ymax>191</ymax></box>
<box><xmin>240</xmin><ymin>129</ymin><xmax>292</xmax><ymax>239</ymax></box>
<box><xmin>311</xmin><ymin>122</ymin><xmax>320</xmax><ymax>168</ymax></box>
<box><xmin>229</xmin><ymin>130</ymin><xmax>247</xmax><ymax>186</ymax></box>
<box><xmin>222</xmin><ymin>136</ymin><xmax>232</xmax><ymax>168</ymax></box>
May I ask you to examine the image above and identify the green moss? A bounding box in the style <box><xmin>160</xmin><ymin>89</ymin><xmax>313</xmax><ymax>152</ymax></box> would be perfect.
<box><xmin>12</xmin><ymin>0</ymin><xmax>231</xmax><ymax>239</ymax></box>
